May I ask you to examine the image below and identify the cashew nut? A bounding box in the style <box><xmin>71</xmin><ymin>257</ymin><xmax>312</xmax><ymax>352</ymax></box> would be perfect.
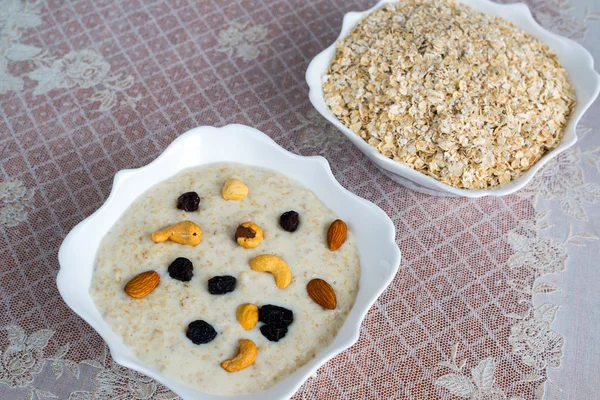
<box><xmin>151</xmin><ymin>221</ymin><xmax>202</xmax><ymax>246</ymax></box>
<box><xmin>220</xmin><ymin>339</ymin><xmax>258</xmax><ymax>372</ymax></box>
<box><xmin>249</xmin><ymin>254</ymin><xmax>291</xmax><ymax>289</ymax></box>
<box><xmin>222</xmin><ymin>178</ymin><xmax>248</xmax><ymax>200</ymax></box>
<box><xmin>236</xmin><ymin>303</ymin><xmax>259</xmax><ymax>330</ymax></box>
<box><xmin>235</xmin><ymin>222</ymin><xmax>263</xmax><ymax>249</ymax></box>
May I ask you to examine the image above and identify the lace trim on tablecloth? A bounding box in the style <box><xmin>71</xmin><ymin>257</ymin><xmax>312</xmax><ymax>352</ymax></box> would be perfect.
<box><xmin>0</xmin><ymin>0</ymin><xmax>139</xmax><ymax>110</ymax></box>
<box><xmin>0</xmin><ymin>0</ymin><xmax>598</xmax><ymax>399</ymax></box>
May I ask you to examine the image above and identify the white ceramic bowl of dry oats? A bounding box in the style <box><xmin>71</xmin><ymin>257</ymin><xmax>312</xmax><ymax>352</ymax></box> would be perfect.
<box><xmin>57</xmin><ymin>124</ymin><xmax>400</xmax><ymax>400</ymax></box>
<box><xmin>306</xmin><ymin>0</ymin><xmax>600</xmax><ymax>197</ymax></box>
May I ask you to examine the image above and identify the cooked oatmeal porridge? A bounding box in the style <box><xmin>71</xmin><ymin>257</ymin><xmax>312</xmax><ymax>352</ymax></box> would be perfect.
<box><xmin>90</xmin><ymin>163</ymin><xmax>360</xmax><ymax>395</ymax></box>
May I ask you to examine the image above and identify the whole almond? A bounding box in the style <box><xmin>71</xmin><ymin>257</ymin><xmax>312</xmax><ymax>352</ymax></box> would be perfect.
<box><xmin>306</xmin><ymin>278</ymin><xmax>337</xmax><ymax>310</ymax></box>
<box><xmin>124</xmin><ymin>271</ymin><xmax>160</xmax><ymax>298</ymax></box>
<box><xmin>327</xmin><ymin>219</ymin><xmax>347</xmax><ymax>251</ymax></box>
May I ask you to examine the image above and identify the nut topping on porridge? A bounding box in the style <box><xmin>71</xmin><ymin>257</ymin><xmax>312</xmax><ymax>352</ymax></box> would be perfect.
<box><xmin>221</xmin><ymin>339</ymin><xmax>258</xmax><ymax>372</ymax></box>
<box><xmin>186</xmin><ymin>320</ymin><xmax>217</xmax><ymax>345</ymax></box>
<box><xmin>207</xmin><ymin>275</ymin><xmax>237</xmax><ymax>295</ymax></box>
<box><xmin>249</xmin><ymin>254</ymin><xmax>292</xmax><ymax>289</ymax></box>
<box><xmin>167</xmin><ymin>257</ymin><xmax>194</xmax><ymax>282</ymax></box>
<box><xmin>91</xmin><ymin>164</ymin><xmax>360</xmax><ymax>394</ymax></box>
<box><xmin>235</xmin><ymin>222</ymin><xmax>263</xmax><ymax>248</ymax></box>
<box><xmin>151</xmin><ymin>220</ymin><xmax>203</xmax><ymax>246</ymax></box>
<box><xmin>124</xmin><ymin>271</ymin><xmax>160</xmax><ymax>299</ymax></box>
<box><xmin>236</xmin><ymin>303</ymin><xmax>259</xmax><ymax>330</ymax></box>
<box><xmin>222</xmin><ymin>178</ymin><xmax>248</xmax><ymax>200</ymax></box>
<box><xmin>327</xmin><ymin>219</ymin><xmax>347</xmax><ymax>251</ymax></box>
<box><xmin>176</xmin><ymin>191</ymin><xmax>200</xmax><ymax>212</ymax></box>
<box><xmin>307</xmin><ymin>279</ymin><xmax>337</xmax><ymax>310</ymax></box>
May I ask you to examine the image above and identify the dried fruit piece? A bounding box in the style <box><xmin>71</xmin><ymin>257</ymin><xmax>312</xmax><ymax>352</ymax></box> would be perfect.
<box><xmin>167</xmin><ymin>257</ymin><xmax>194</xmax><ymax>282</ymax></box>
<box><xmin>151</xmin><ymin>221</ymin><xmax>202</xmax><ymax>246</ymax></box>
<box><xmin>306</xmin><ymin>278</ymin><xmax>337</xmax><ymax>310</ymax></box>
<box><xmin>221</xmin><ymin>339</ymin><xmax>258</xmax><ymax>372</ymax></box>
<box><xmin>222</xmin><ymin>178</ymin><xmax>248</xmax><ymax>200</ymax></box>
<box><xmin>124</xmin><ymin>271</ymin><xmax>160</xmax><ymax>298</ymax></box>
<box><xmin>236</xmin><ymin>303</ymin><xmax>259</xmax><ymax>330</ymax></box>
<box><xmin>208</xmin><ymin>275</ymin><xmax>236</xmax><ymax>294</ymax></box>
<box><xmin>259</xmin><ymin>305</ymin><xmax>293</xmax><ymax>328</ymax></box>
<box><xmin>236</xmin><ymin>225</ymin><xmax>255</xmax><ymax>238</ymax></box>
<box><xmin>249</xmin><ymin>254</ymin><xmax>291</xmax><ymax>289</ymax></box>
<box><xmin>176</xmin><ymin>192</ymin><xmax>200</xmax><ymax>212</ymax></box>
<box><xmin>235</xmin><ymin>222</ymin><xmax>263</xmax><ymax>249</ymax></box>
<box><xmin>186</xmin><ymin>320</ymin><xmax>217</xmax><ymax>345</ymax></box>
<box><xmin>260</xmin><ymin>324</ymin><xmax>288</xmax><ymax>342</ymax></box>
<box><xmin>327</xmin><ymin>219</ymin><xmax>347</xmax><ymax>251</ymax></box>
<box><xmin>279</xmin><ymin>211</ymin><xmax>299</xmax><ymax>232</ymax></box>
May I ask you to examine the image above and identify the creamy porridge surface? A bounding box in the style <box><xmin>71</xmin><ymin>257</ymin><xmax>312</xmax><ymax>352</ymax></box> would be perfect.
<box><xmin>91</xmin><ymin>163</ymin><xmax>360</xmax><ymax>395</ymax></box>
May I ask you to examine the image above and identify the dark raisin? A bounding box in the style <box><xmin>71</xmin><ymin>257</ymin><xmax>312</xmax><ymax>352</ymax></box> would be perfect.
<box><xmin>259</xmin><ymin>305</ymin><xmax>294</xmax><ymax>328</ymax></box>
<box><xmin>167</xmin><ymin>257</ymin><xmax>194</xmax><ymax>282</ymax></box>
<box><xmin>235</xmin><ymin>225</ymin><xmax>256</xmax><ymax>239</ymax></box>
<box><xmin>279</xmin><ymin>211</ymin><xmax>299</xmax><ymax>232</ymax></box>
<box><xmin>260</xmin><ymin>324</ymin><xmax>288</xmax><ymax>342</ymax></box>
<box><xmin>176</xmin><ymin>192</ymin><xmax>200</xmax><ymax>212</ymax></box>
<box><xmin>186</xmin><ymin>320</ymin><xmax>217</xmax><ymax>344</ymax></box>
<box><xmin>207</xmin><ymin>275</ymin><xmax>236</xmax><ymax>294</ymax></box>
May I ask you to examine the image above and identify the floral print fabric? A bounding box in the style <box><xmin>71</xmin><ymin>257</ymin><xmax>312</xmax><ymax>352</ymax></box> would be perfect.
<box><xmin>0</xmin><ymin>0</ymin><xmax>599</xmax><ymax>399</ymax></box>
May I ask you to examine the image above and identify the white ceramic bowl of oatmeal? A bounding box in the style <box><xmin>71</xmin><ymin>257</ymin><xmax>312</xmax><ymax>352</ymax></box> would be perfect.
<box><xmin>57</xmin><ymin>124</ymin><xmax>400</xmax><ymax>400</ymax></box>
<box><xmin>306</xmin><ymin>0</ymin><xmax>600</xmax><ymax>197</ymax></box>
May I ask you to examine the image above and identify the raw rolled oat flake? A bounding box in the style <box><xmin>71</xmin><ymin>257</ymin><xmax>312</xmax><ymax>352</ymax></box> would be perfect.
<box><xmin>323</xmin><ymin>0</ymin><xmax>575</xmax><ymax>189</ymax></box>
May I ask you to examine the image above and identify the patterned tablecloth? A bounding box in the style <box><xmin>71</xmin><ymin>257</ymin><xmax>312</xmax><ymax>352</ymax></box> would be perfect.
<box><xmin>1</xmin><ymin>0</ymin><xmax>599</xmax><ymax>399</ymax></box>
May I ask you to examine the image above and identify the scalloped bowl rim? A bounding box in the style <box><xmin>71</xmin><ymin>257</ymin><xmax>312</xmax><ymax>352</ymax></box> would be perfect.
<box><xmin>56</xmin><ymin>124</ymin><xmax>401</xmax><ymax>400</ymax></box>
<box><xmin>306</xmin><ymin>0</ymin><xmax>600</xmax><ymax>197</ymax></box>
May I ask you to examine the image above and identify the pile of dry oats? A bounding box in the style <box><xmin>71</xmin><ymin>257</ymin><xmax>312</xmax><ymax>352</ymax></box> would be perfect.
<box><xmin>323</xmin><ymin>0</ymin><xmax>575</xmax><ymax>189</ymax></box>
